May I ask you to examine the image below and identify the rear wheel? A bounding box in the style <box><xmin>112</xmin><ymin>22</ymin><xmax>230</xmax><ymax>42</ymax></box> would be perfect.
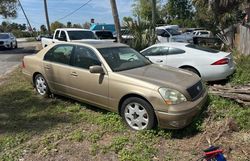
<box><xmin>121</xmin><ymin>97</ymin><xmax>157</xmax><ymax>130</ymax></box>
<box><xmin>34</xmin><ymin>74</ymin><xmax>50</xmax><ymax>97</ymax></box>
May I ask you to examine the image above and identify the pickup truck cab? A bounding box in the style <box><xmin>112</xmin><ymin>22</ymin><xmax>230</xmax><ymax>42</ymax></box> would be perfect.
<box><xmin>41</xmin><ymin>28</ymin><xmax>99</xmax><ymax>48</ymax></box>
<box><xmin>156</xmin><ymin>26</ymin><xmax>188</xmax><ymax>43</ymax></box>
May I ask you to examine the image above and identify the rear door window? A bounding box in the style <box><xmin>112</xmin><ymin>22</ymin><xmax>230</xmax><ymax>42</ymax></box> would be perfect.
<box><xmin>44</xmin><ymin>44</ymin><xmax>74</xmax><ymax>65</ymax></box>
<box><xmin>72</xmin><ymin>45</ymin><xmax>101</xmax><ymax>69</ymax></box>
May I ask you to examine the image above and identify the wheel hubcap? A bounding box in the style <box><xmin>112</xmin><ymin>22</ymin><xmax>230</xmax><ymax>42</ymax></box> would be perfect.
<box><xmin>36</xmin><ymin>76</ymin><xmax>47</xmax><ymax>95</ymax></box>
<box><xmin>124</xmin><ymin>102</ymin><xmax>149</xmax><ymax>130</ymax></box>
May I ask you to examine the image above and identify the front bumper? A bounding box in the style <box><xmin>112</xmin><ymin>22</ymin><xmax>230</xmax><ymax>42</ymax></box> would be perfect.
<box><xmin>0</xmin><ymin>42</ymin><xmax>11</xmax><ymax>48</ymax></box>
<box><xmin>155</xmin><ymin>89</ymin><xmax>208</xmax><ymax>129</ymax></box>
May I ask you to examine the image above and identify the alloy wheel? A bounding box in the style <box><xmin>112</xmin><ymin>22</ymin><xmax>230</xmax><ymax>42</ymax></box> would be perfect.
<box><xmin>35</xmin><ymin>76</ymin><xmax>47</xmax><ymax>96</ymax></box>
<box><xmin>124</xmin><ymin>102</ymin><xmax>149</xmax><ymax>130</ymax></box>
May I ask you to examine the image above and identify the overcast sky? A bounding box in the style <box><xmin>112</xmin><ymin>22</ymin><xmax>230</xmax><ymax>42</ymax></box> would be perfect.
<box><xmin>1</xmin><ymin>0</ymin><xmax>135</xmax><ymax>29</ymax></box>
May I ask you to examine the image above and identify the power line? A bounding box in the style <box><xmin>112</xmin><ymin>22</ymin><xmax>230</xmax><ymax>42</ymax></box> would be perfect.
<box><xmin>56</xmin><ymin>0</ymin><xmax>93</xmax><ymax>21</ymax></box>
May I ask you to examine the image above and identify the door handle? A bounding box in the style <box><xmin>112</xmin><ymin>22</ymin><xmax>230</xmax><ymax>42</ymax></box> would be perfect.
<box><xmin>70</xmin><ymin>72</ymin><xmax>78</xmax><ymax>77</ymax></box>
<box><xmin>156</xmin><ymin>60</ymin><xmax>163</xmax><ymax>63</ymax></box>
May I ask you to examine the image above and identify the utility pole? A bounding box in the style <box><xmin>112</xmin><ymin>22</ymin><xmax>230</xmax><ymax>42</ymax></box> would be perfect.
<box><xmin>110</xmin><ymin>0</ymin><xmax>122</xmax><ymax>43</ymax></box>
<box><xmin>43</xmin><ymin>0</ymin><xmax>51</xmax><ymax>35</ymax></box>
<box><xmin>17</xmin><ymin>0</ymin><xmax>33</xmax><ymax>32</ymax></box>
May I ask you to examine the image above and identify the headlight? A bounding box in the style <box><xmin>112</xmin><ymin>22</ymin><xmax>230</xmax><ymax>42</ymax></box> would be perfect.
<box><xmin>159</xmin><ymin>88</ymin><xmax>187</xmax><ymax>105</ymax></box>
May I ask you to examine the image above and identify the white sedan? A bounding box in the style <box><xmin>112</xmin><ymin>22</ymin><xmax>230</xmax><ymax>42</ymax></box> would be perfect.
<box><xmin>141</xmin><ymin>43</ymin><xmax>235</xmax><ymax>81</ymax></box>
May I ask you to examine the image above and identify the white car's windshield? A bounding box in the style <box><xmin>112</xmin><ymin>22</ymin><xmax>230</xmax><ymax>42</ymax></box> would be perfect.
<box><xmin>0</xmin><ymin>34</ymin><xmax>9</xmax><ymax>39</ymax></box>
<box><xmin>68</xmin><ymin>31</ymin><xmax>97</xmax><ymax>40</ymax></box>
<box><xmin>166</xmin><ymin>29</ymin><xmax>181</xmax><ymax>36</ymax></box>
<box><xmin>98</xmin><ymin>47</ymin><xmax>151</xmax><ymax>72</ymax></box>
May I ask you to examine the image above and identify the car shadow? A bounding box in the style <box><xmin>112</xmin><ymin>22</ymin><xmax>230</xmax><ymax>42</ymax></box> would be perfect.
<box><xmin>0</xmin><ymin>89</ymin><xmax>85</xmax><ymax>135</ymax></box>
<box><xmin>0</xmin><ymin>47</ymin><xmax>37</xmax><ymax>55</ymax></box>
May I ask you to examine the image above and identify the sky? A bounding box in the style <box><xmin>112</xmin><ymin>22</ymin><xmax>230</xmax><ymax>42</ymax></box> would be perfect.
<box><xmin>1</xmin><ymin>0</ymin><xmax>135</xmax><ymax>29</ymax></box>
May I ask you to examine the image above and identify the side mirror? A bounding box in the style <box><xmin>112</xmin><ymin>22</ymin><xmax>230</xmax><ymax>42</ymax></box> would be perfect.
<box><xmin>58</xmin><ymin>36</ymin><xmax>67</xmax><ymax>41</ymax></box>
<box><xmin>89</xmin><ymin>65</ymin><xmax>105</xmax><ymax>74</ymax></box>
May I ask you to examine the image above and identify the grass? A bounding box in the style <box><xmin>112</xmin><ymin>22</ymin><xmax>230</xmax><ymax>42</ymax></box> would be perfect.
<box><xmin>230</xmin><ymin>52</ymin><xmax>250</xmax><ymax>85</ymax></box>
<box><xmin>0</xmin><ymin>68</ymin><xmax>249</xmax><ymax>161</ymax></box>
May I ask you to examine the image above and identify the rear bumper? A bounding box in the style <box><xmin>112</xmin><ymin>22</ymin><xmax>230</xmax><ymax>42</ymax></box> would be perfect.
<box><xmin>200</xmin><ymin>64</ymin><xmax>236</xmax><ymax>81</ymax></box>
<box><xmin>155</xmin><ymin>89</ymin><xmax>208</xmax><ymax>129</ymax></box>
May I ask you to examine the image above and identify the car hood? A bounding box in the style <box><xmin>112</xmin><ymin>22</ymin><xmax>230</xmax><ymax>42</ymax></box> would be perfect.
<box><xmin>119</xmin><ymin>64</ymin><xmax>200</xmax><ymax>90</ymax></box>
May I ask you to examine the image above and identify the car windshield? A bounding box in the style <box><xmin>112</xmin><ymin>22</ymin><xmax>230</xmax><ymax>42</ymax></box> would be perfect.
<box><xmin>0</xmin><ymin>34</ymin><xmax>9</xmax><ymax>39</ymax></box>
<box><xmin>95</xmin><ymin>31</ymin><xmax>114</xmax><ymax>39</ymax></box>
<box><xmin>68</xmin><ymin>31</ymin><xmax>97</xmax><ymax>40</ymax></box>
<box><xmin>166</xmin><ymin>29</ymin><xmax>180</xmax><ymax>35</ymax></box>
<box><xmin>98</xmin><ymin>47</ymin><xmax>151</xmax><ymax>72</ymax></box>
<box><xmin>186</xmin><ymin>44</ymin><xmax>220</xmax><ymax>53</ymax></box>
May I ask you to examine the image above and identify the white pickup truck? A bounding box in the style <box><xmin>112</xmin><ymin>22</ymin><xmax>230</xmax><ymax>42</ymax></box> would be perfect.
<box><xmin>41</xmin><ymin>28</ymin><xmax>103</xmax><ymax>48</ymax></box>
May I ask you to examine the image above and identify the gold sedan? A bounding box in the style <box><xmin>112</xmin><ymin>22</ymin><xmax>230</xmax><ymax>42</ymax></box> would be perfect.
<box><xmin>22</xmin><ymin>42</ymin><xmax>208</xmax><ymax>130</ymax></box>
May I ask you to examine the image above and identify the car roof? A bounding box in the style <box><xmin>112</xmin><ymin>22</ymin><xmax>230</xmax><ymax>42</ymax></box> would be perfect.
<box><xmin>72</xmin><ymin>41</ymin><xmax>128</xmax><ymax>49</ymax></box>
<box><xmin>152</xmin><ymin>42</ymin><xmax>188</xmax><ymax>48</ymax></box>
<box><xmin>58</xmin><ymin>28</ymin><xmax>92</xmax><ymax>31</ymax></box>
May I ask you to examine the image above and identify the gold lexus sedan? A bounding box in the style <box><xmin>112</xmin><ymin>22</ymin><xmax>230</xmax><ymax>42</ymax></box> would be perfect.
<box><xmin>22</xmin><ymin>42</ymin><xmax>208</xmax><ymax>130</ymax></box>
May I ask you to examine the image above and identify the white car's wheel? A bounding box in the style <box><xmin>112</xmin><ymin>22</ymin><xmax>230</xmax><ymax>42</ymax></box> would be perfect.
<box><xmin>35</xmin><ymin>74</ymin><xmax>50</xmax><ymax>97</ymax></box>
<box><xmin>121</xmin><ymin>97</ymin><xmax>157</xmax><ymax>130</ymax></box>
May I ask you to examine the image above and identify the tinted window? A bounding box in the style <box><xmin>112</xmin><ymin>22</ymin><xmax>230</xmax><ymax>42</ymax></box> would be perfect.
<box><xmin>95</xmin><ymin>31</ymin><xmax>114</xmax><ymax>39</ymax></box>
<box><xmin>60</xmin><ymin>31</ymin><xmax>66</xmax><ymax>38</ymax></box>
<box><xmin>168</xmin><ymin>47</ymin><xmax>185</xmax><ymax>55</ymax></box>
<box><xmin>156</xmin><ymin>29</ymin><xmax>165</xmax><ymax>36</ymax></box>
<box><xmin>186</xmin><ymin>44</ymin><xmax>219</xmax><ymax>53</ymax></box>
<box><xmin>44</xmin><ymin>45</ymin><xmax>74</xmax><ymax>64</ymax></box>
<box><xmin>200</xmin><ymin>31</ymin><xmax>209</xmax><ymax>34</ymax></box>
<box><xmin>166</xmin><ymin>29</ymin><xmax>180</xmax><ymax>35</ymax></box>
<box><xmin>142</xmin><ymin>47</ymin><xmax>168</xmax><ymax>56</ymax></box>
<box><xmin>54</xmin><ymin>30</ymin><xmax>60</xmax><ymax>39</ymax></box>
<box><xmin>98</xmin><ymin>47</ymin><xmax>151</xmax><ymax>72</ymax></box>
<box><xmin>72</xmin><ymin>45</ymin><xmax>101</xmax><ymax>69</ymax></box>
<box><xmin>68</xmin><ymin>31</ymin><xmax>96</xmax><ymax>40</ymax></box>
<box><xmin>0</xmin><ymin>34</ymin><xmax>9</xmax><ymax>39</ymax></box>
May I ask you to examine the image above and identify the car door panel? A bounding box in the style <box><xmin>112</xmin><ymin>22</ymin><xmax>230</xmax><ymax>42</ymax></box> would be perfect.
<box><xmin>68</xmin><ymin>45</ymin><xmax>109</xmax><ymax>108</ymax></box>
<box><xmin>43</xmin><ymin>44</ymin><xmax>74</xmax><ymax>93</ymax></box>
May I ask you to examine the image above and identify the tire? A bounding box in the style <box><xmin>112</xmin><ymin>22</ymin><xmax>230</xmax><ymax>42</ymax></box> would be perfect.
<box><xmin>182</xmin><ymin>67</ymin><xmax>200</xmax><ymax>77</ymax></box>
<box><xmin>34</xmin><ymin>74</ymin><xmax>50</xmax><ymax>97</ymax></box>
<box><xmin>121</xmin><ymin>97</ymin><xmax>157</xmax><ymax>130</ymax></box>
<box><xmin>15</xmin><ymin>41</ymin><xmax>18</xmax><ymax>48</ymax></box>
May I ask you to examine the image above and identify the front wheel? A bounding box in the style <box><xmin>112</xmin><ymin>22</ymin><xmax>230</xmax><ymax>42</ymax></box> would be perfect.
<box><xmin>15</xmin><ymin>41</ymin><xmax>18</xmax><ymax>48</ymax></box>
<box><xmin>121</xmin><ymin>97</ymin><xmax>157</xmax><ymax>130</ymax></box>
<box><xmin>34</xmin><ymin>74</ymin><xmax>50</xmax><ymax>97</ymax></box>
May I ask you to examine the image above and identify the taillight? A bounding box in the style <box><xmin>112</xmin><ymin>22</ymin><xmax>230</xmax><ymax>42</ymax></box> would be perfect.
<box><xmin>22</xmin><ymin>59</ymin><xmax>25</xmax><ymax>68</ymax></box>
<box><xmin>211</xmin><ymin>58</ymin><xmax>229</xmax><ymax>65</ymax></box>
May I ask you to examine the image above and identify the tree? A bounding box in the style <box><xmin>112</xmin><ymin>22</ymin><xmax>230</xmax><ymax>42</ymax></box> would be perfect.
<box><xmin>132</xmin><ymin>0</ymin><xmax>162</xmax><ymax>23</ymax></box>
<box><xmin>40</xmin><ymin>25</ymin><xmax>47</xmax><ymax>34</ymax></box>
<box><xmin>110</xmin><ymin>0</ymin><xmax>122</xmax><ymax>43</ymax></box>
<box><xmin>83</xmin><ymin>22</ymin><xmax>91</xmax><ymax>29</ymax></box>
<box><xmin>50</xmin><ymin>21</ymin><xmax>65</xmax><ymax>32</ymax></box>
<box><xmin>162</xmin><ymin>0</ymin><xmax>194</xmax><ymax>27</ymax></box>
<box><xmin>72</xmin><ymin>24</ymin><xmax>82</xmax><ymax>28</ymax></box>
<box><xmin>67</xmin><ymin>21</ymin><xmax>72</xmax><ymax>28</ymax></box>
<box><xmin>0</xmin><ymin>0</ymin><xmax>17</xmax><ymax>18</ymax></box>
